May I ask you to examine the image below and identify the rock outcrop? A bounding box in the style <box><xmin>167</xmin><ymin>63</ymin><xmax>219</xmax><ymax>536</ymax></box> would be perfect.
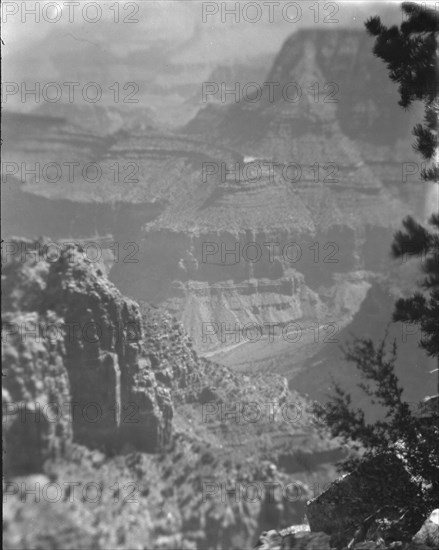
<box><xmin>306</xmin><ymin>454</ymin><xmax>424</xmax><ymax>548</ymax></box>
<box><xmin>412</xmin><ymin>510</ymin><xmax>439</xmax><ymax>548</ymax></box>
<box><xmin>2</xmin><ymin>310</ymin><xmax>72</xmax><ymax>473</ymax></box>
<box><xmin>2</xmin><ymin>238</ymin><xmax>173</xmax><ymax>472</ymax></box>
<box><xmin>253</xmin><ymin>453</ymin><xmax>436</xmax><ymax>550</ymax></box>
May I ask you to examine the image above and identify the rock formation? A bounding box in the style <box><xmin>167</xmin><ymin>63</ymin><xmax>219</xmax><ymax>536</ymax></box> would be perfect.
<box><xmin>2</xmin><ymin>238</ymin><xmax>173</xmax><ymax>470</ymax></box>
<box><xmin>254</xmin><ymin>454</ymin><xmax>437</xmax><ymax>550</ymax></box>
<box><xmin>306</xmin><ymin>454</ymin><xmax>424</xmax><ymax>548</ymax></box>
<box><xmin>412</xmin><ymin>510</ymin><xmax>439</xmax><ymax>548</ymax></box>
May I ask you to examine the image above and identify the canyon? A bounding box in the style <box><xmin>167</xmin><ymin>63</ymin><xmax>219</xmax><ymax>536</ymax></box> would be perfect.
<box><xmin>3</xmin><ymin>30</ymin><xmax>434</xmax><ymax>411</ymax></box>
<box><xmin>2</xmin><ymin>26</ymin><xmax>436</xmax><ymax>550</ymax></box>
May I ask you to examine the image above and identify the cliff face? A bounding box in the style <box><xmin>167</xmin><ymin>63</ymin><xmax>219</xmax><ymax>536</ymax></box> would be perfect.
<box><xmin>184</xmin><ymin>29</ymin><xmax>420</xmax><ymax>158</ymax></box>
<box><xmin>1</xmin><ymin>111</ymin><xmax>165</xmax><ymax>240</ymax></box>
<box><xmin>2</xmin><ymin>309</ymin><xmax>72</xmax><ymax>474</ymax></box>
<box><xmin>2</xmin><ymin>238</ymin><xmax>174</xmax><ymax>470</ymax></box>
<box><xmin>109</xmin><ymin>215</ymin><xmax>398</xmax><ymax>356</ymax></box>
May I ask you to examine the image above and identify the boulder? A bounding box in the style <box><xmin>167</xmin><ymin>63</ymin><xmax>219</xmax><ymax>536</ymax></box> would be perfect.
<box><xmin>412</xmin><ymin>509</ymin><xmax>439</xmax><ymax>548</ymax></box>
<box><xmin>306</xmin><ymin>453</ymin><xmax>424</xmax><ymax>548</ymax></box>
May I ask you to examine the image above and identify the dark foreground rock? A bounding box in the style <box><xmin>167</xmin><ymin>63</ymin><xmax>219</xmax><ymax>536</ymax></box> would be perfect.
<box><xmin>253</xmin><ymin>459</ymin><xmax>436</xmax><ymax>550</ymax></box>
<box><xmin>306</xmin><ymin>453</ymin><xmax>425</xmax><ymax>548</ymax></box>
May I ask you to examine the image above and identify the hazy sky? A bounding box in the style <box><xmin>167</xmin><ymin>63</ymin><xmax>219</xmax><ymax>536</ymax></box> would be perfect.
<box><xmin>3</xmin><ymin>0</ymin><xmax>410</xmax><ymax>64</ymax></box>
